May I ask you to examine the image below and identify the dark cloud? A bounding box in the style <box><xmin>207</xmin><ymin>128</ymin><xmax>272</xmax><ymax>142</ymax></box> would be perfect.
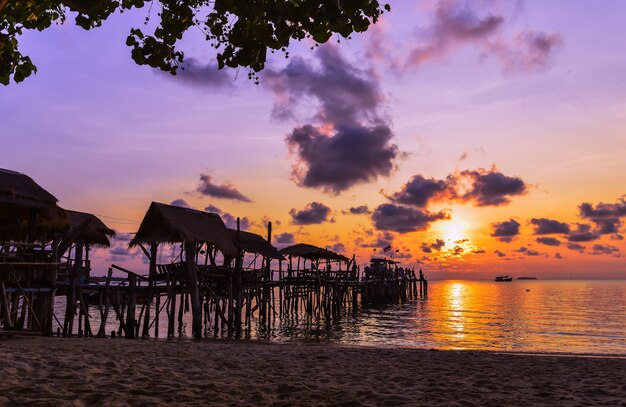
<box><xmin>204</xmin><ymin>204</ymin><xmax>222</xmax><ymax>214</ymax></box>
<box><xmin>420</xmin><ymin>238</ymin><xmax>446</xmax><ymax>253</ymax></box>
<box><xmin>386</xmin><ymin>175</ymin><xmax>447</xmax><ymax>208</ymax></box>
<box><xmin>265</xmin><ymin>46</ymin><xmax>399</xmax><ymax>194</ymax></box>
<box><xmin>530</xmin><ymin>218</ymin><xmax>570</xmax><ymax>235</ymax></box>
<box><xmin>387</xmin><ymin>167</ymin><xmax>527</xmax><ymax>209</ymax></box>
<box><xmin>372</xmin><ymin>204</ymin><xmax>449</xmax><ymax>233</ymax></box>
<box><xmin>221</xmin><ymin>213</ymin><xmax>251</xmax><ymax>231</ymax></box>
<box><xmin>363</xmin><ymin>232</ymin><xmax>395</xmax><ymax>250</ymax></box>
<box><xmin>451</xmin><ymin>246</ymin><xmax>464</xmax><ymax>256</ymax></box>
<box><xmin>447</xmin><ymin>168</ymin><xmax>527</xmax><ymax>207</ymax></box>
<box><xmin>265</xmin><ymin>46</ymin><xmax>383</xmax><ymax>126</ymax></box>
<box><xmin>490</xmin><ymin>219</ymin><xmax>521</xmax><ymax>242</ymax></box>
<box><xmin>197</xmin><ymin>173</ymin><xmax>252</xmax><ymax>202</ymax></box>
<box><xmin>567</xmin><ymin>231</ymin><xmax>598</xmax><ymax>242</ymax></box>
<box><xmin>110</xmin><ymin>247</ymin><xmax>133</xmax><ymax>256</ymax></box>
<box><xmin>591</xmin><ymin>244</ymin><xmax>620</xmax><ymax>256</ymax></box>
<box><xmin>536</xmin><ymin>237</ymin><xmax>561</xmax><ymax>247</ymax></box>
<box><xmin>289</xmin><ymin>202</ymin><xmax>332</xmax><ymax>225</ymax></box>
<box><xmin>286</xmin><ymin>124</ymin><xmax>398</xmax><ymax>194</ymax></box>
<box><xmin>472</xmin><ymin>249</ymin><xmax>486</xmax><ymax>254</ymax></box>
<box><xmin>611</xmin><ymin>234</ymin><xmax>624</xmax><ymax>241</ymax></box>
<box><xmin>406</xmin><ymin>0</ymin><xmax>504</xmax><ymax>69</ymax></box>
<box><xmin>555</xmin><ymin>252</ymin><xmax>564</xmax><ymax>259</ymax></box>
<box><xmin>515</xmin><ymin>246</ymin><xmax>528</xmax><ymax>253</ymax></box>
<box><xmin>274</xmin><ymin>232</ymin><xmax>295</xmax><ymax>245</ymax></box>
<box><xmin>170</xmin><ymin>199</ymin><xmax>192</xmax><ymax>208</ymax></box>
<box><xmin>329</xmin><ymin>243</ymin><xmax>346</xmax><ymax>253</ymax></box>
<box><xmin>174</xmin><ymin>58</ymin><xmax>233</xmax><ymax>88</ymax></box>
<box><xmin>579</xmin><ymin>197</ymin><xmax>626</xmax><ymax>235</ymax></box>
<box><xmin>526</xmin><ymin>250</ymin><xmax>541</xmax><ymax>256</ymax></box>
<box><xmin>494</xmin><ymin>249</ymin><xmax>506</xmax><ymax>258</ymax></box>
<box><xmin>343</xmin><ymin>205</ymin><xmax>371</xmax><ymax>215</ymax></box>
<box><xmin>567</xmin><ymin>243</ymin><xmax>585</xmax><ymax>252</ymax></box>
<box><xmin>113</xmin><ymin>233</ymin><xmax>133</xmax><ymax>242</ymax></box>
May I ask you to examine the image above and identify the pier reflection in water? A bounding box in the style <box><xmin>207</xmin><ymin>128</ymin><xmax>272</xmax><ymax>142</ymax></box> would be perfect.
<box><xmin>57</xmin><ymin>280</ymin><xmax>626</xmax><ymax>355</ymax></box>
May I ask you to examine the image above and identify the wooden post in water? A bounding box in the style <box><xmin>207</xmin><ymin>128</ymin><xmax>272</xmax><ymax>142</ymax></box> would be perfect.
<box><xmin>125</xmin><ymin>274</ymin><xmax>137</xmax><ymax>339</ymax></box>
<box><xmin>142</xmin><ymin>242</ymin><xmax>158</xmax><ymax>338</ymax></box>
<box><xmin>185</xmin><ymin>241</ymin><xmax>202</xmax><ymax>339</ymax></box>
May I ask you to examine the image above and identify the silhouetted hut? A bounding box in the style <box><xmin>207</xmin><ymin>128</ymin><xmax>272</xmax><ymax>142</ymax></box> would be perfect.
<box><xmin>0</xmin><ymin>168</ymin><xmax>66</xmax><ymax>334</ymax></box>
<box><xmin>129</xmin><ymin>202</ymin><xmax>238</xmax><ymax>339</ymax></box>
<box><xmin>0</xmin><ymin>168</ymin><xmax>66</xmax><ymax>241</ymax></box>
<box><xmin>57</xmin><ymin>210</ymin><xmax>115</xmax><ymax>337</ymax></box>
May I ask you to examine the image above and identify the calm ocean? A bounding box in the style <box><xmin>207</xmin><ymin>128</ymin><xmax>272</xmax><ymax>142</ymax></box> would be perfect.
<box><xmin>69</xmin><ymin>280</ymin><xmax>626</xmax><ymax>355</ymax></box>
<box><xmin>255</xmin><ymin>280</ymin><xmax>626</xmax><ymax>355</ymax></box>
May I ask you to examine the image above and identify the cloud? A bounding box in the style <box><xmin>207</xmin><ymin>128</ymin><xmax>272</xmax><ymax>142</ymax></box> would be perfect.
<box><xmin>406</xmin><ymin>0</ymin><xmax>504</xmax><ymax>69</ymax></box>
<box><xmin>274</xmin><ymin>232</ymin><xmax>295</xmax><ymax>245</ymax></box>
<box><xmin>371</xmin><ymin>204</ymin><xmax>449</xmax><ymax>233</ymax></box>
<box><xmin>386</xmin><ymin>175</ymin><xmax>447</xmax><ymax>208</ymax></box>
<box><xmin>526</xmin><ymin>249</ymin><xmax>541</xmax><ymax>256</ymax></box>
<box><xmin>170</xmin><ymin>199</ymin><xmax>192</xmax><ymax>208</ymax></box>
<box><xmin>174</xmin><ymin>58</ymin><xmax>233</xmax><ymax>88</ymax></box>
<box><xmin>197</xmin><ymin>173</ymin><xmax>252</xmax><ymax>202</ymax></box>
<box><xmin>451</xmin><ymin>246</ymin><xmax>464</xmax><ymax>256</ymax></box>
<box><xmin>489</xmin><ymin>31</ymin><xmax>563</xmax><ymax>73</ymax></box>
<box><xmin>204</xmin><ymin>204</ymin><xmax>222</xmax><ymax>214</ymax></box>
<box><xmin>490</xmin><ymin>219</ymin><xmax>521</xmax><ymax>242</ymax></box>
<box><xmin>494</xmin><ymin>249</ymin><xmax>506</xmax><ymax>258</ymax></box>
<box><xmin>472</xmin><ymin>249</ymin><xmax>486</xmax><ymax>254</ymax></box>
<box><xmin>579</xmin><ymin>197</ymin><xmax>626</xmax><ymax>235</ymax></box>
<box><xmin>265</xmin><ymin>46</ymin><xmax>400</xmax><ymax>194</ymax></box>
<box><xmin>289</xmin><ymin>202</ymin><xmax>332</xmax><ymax>225</ymax></box>
<box><xmin>611</xmin><ymin>234</ymin><xmax>624</xmax><ymax>241</ymax></box>
<box><xmin>536</xmin><ymin>237</ymin><xmax>561</xmax><ymax>247</ymax></box>
<box><xmin>343</xmin><ymin>205</ymin><xmax>371</xmax><ymax>215</ymax></box>
<box><xmin>447</xmin><ymin>167</ymin><xmax>527</xmax><ymax>207</ymax></box>
<box><xmin>329</xmin><ymin>243</ymin><xmax>346</xmax><ymax>253</ymax></box>
<box><xmin>265</xmin><ymin>46</ymin><xmax>383</xmax><ymax>126</ymax></box>
<box><xmin>221</xmin><ymin>213</ymin><xmax>251</xmax><ymax>231</ymax></box>
<box><xmin>591</xmin><ymin>244</ymin><xmax>620</xmax><ymax>256</ymax></box>
<box><xmin>286</xmin><ymin>124</ymin><xmax>398</xmax><ymax>194</ymax></box>
<box><xmin>567</xmin><ymin>231</ymin><xmax>598</xmax><ymax>242</ymax></box>
<box><xmin>555</xmin><ymin>252</ymin><xmax>564</xmax><ymax>260</ymax></box>
<box><xmin>113</xmin><ymin>233</ymin><xmax>133</xmax><ymax>242</ymax></box>
<box><xmin>530</xmin><ymin>218</ymin><xmax>570</xmax><ymax>235</ymax></box>
<box><xmin>387</xmin><ymin>167</ymin><xmax>527</xmax><ymax>208</ymax></box>
<box><xmin>420</xmin><ymin>239</ymin><xmax>446</xmax><ymax>253</ymax></box>
<box><xmin>515</xmin><ymin>246</ymin><xmax>528</xmax><ymax>253</ymax></box>
<box><xmin>566</xmin><ymin>242</ymin><xmax>585</xmax><ymax>252</ymax></box>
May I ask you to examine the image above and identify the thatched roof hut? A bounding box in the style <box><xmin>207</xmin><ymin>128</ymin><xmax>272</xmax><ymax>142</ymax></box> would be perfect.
<box><xmin>130</xmin><ymin>202</ymin><xmax>238</xmax><ymax>257</ymax></box>
<box><xmin>228</xmin><ymin>229</ymin><xmax>283</xmax><ymax>260</ymax></box>
<box><xmin>279</xmin><ymin>243</ymin><xmax>347</xmax><ymax>261</ymax></box>
<box><xmin>64</xmin><ymin>210</ymin><xmax>115</xmax><ymax>247</ymax></box>
<box><xmin>0</xmin><ymin>168</ymin><xmax>67</xmax><ymax>241</ymax></box>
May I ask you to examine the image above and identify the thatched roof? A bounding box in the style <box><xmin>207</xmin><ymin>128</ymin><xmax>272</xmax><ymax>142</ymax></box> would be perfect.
<box><xmin>228</xmin><ymin>229</ymin><xmax>283</xmax><ymax>260</ymax></box>
<box><xmin>0</xmin><ymin>168</ymin><xmax>67</xmax><ymax>241</ymax></box>
<box><xmin>65</xmin><ymin>210</ymin><xmax>115</xmax><ymax>247</ymax></box>
<box><xmin>279</xmin><ymin>243</ymin><xmax>348</xmax><ymax>261</ymax></box>
<box><xmin>130</xmin><ymin>202</ymin><xmax>238</xmax><ymax>257</ymax></box>
<box><xmin>0</xmin><ymin>168</ymin><xmax>58</xmax><ymax>209</ymax></box>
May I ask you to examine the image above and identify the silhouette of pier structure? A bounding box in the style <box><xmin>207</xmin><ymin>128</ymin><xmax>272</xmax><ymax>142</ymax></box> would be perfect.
<box><xmin>0</xmin><ymin>169</ymin><xmax>427</xmax><ymax>338</ymax></box>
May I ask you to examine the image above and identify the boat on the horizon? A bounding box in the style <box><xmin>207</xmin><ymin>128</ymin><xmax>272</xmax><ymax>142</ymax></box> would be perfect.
<box><xmin>517</xmin><ymin>277</ymin><xmax>537</xmax><ymax>280</ymax></box>
<box><xmin>495</xmin><ymin>275</ymin><xmax>513</xmax><ymax>282</ymax></box>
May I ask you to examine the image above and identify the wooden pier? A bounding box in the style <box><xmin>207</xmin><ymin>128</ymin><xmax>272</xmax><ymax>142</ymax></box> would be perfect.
<box><xmin>1</xmin><ymin>169</ymin><xmax>428</xmax><ymax>339</ymax></box>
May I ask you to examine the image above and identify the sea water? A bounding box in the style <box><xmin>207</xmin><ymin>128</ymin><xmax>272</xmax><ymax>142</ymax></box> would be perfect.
<box><xmin>61</xmin><ymin>280</ymin><xmax>626</xmax><ymax>355</ymax></box>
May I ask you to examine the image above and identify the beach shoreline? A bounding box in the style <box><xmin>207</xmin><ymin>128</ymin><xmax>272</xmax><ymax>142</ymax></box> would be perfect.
<box><xmin>1</xmin><ymin>336</ymin><xmax>625</xmax><ymax>406</ymax></box>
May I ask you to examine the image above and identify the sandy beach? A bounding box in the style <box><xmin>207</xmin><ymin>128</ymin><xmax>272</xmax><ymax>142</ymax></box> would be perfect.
<box><xmin>0</xmin><ymin>336</ymin><xmax>625</xmax><ymax>406</ymax></box>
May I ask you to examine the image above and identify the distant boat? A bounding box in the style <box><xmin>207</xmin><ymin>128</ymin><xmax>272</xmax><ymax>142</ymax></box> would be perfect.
<box><xmin>517</xmin><ymin>277</ymin><xmax>537</xmax><ymax>280</ymax></box>
<box><xmin>495</xmin><ymin>275</ymin><xmax>513</xmax><ymax>282</ymax></box>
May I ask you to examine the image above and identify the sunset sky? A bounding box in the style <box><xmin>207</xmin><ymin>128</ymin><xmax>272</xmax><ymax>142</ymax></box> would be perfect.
<box><xmin>1</xmin><ymin>0</ymin><xmax>625</xmax><ymax>279</ymax></box>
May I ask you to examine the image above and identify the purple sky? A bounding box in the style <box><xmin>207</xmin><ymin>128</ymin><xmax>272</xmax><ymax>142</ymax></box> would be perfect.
<box><xmin>1</xmin><ymin>1</ymin><xmax>625</xmax><ymax>279</ymax></box>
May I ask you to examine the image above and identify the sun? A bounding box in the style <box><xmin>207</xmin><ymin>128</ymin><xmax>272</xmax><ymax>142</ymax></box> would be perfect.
<box><xmin>438</xmin><ymin>218</ymin><xmax>471</xmax><ymax>244</ymax></box>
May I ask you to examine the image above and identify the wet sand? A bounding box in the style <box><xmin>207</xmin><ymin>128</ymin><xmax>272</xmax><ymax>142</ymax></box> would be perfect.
<box><xmin>1</xmin><ymin>336</ymin><xmax>625</xmax><ymax>406</ymax></box>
